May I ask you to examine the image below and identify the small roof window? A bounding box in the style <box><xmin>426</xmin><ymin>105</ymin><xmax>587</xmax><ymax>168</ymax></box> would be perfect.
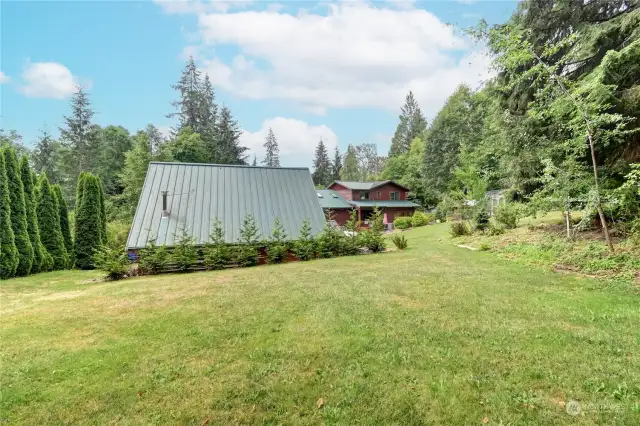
<box><xmin>317</xmin><ymin>192</ymin><xmax>323</xmax><ymax>198</ymax></box>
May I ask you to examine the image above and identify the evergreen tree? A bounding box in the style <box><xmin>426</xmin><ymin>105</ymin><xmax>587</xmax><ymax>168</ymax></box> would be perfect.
<box><xmin>252</xmin><ymin>155</ymin><xmax>257</xmax><ymax>167</ymax></box>
<box><xmin>3</xmin><ymin>148</ymin><xmax>34</xmax><ymax>276</ymax></box>
<box><xmin>331</xmin><ymin>146</ymin><xmax>342</xmax><ymax>181</ymax></box>
<box><xmin>74</xmin><ymin>174</ymin><xmax>103</xmax><ymax>269</ymax></box>
<box><xmin>59</xmin><ymin>86</ymin><xmax>96</xmax><ymax>189</ymax></box>
<box><xmin>97</xmin><ymin>125</ymin><xmax>132</xmax><ymax>195</ymax></box>
<box><xmin>215</xmin><ymin>105</ymin><xmax>248</xmax><ymax>164</ymax></box>
<box><xmin>52</xmin><ymin>184</ymin><xmax>73</xmax><ymax>255</ymax></box>
<box><xmin>389</xmin><ymin>91</ymin><xmax>427</xmax><ymax>157</ymax></box>
<box><xmin>96</xmin><ymin>177</ymin><xmax>107</xmax><ymax>244</ymax></box>
<box><xmin>312</xmin><ymin>138</ymin><xmax>331</xmax><ymax>187</ymax></box>
<box><xmin>118</xmin><ymin>132</ymin><xmax>153</xmax><ymax>217</ymax></box>
<box><xmin>340</xmin><ymin>144</ymin><xmax>359</xmax><ymax>181</ymax></box>
<box><xmin>32</xmin><ymin>129</ymin><xmax>61</xmax><ymax>183</ymax></box>
<box><xmin>20</xmin><ymin>155</ymin><xmax>51</xmax><ymax>272</ymax></box>
<box><xmin>262</xmin><ymin>128</ymin><xmax>280</xmax><ymax>167</ymax></box>
<box><xmin>200</xmin><ymin>74</ymin><xmax>219</xmax><ymax>162</ymax></box>
<box><xmin>36</xmin><ymin>172</ymin><xmax>68</xmax><ymax>270</ymax></box>
<box><xmin>0</xmin><ymin>150</ymin><xmax>18</xmax><ymax>279</ymax></box>
<box><xmin>168</xmin><ymin>56</ymin><xmax>204</xmax><ymax>134</ymax></box>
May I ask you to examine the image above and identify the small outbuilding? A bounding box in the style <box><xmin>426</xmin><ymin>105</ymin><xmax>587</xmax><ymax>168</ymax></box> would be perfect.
<box><xmin>126</xmin><ymin>162</ymin><xmax>326</xmax><ymax>254</ymax></box>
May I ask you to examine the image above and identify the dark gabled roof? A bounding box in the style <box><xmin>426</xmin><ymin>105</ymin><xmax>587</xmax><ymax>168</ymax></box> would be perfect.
<box><xmin>329</xmin><ymin>180</ymin><xmax>411</xmax><ymax>191</ymax></box>
<box><xmin>350</xmin><ymin>200</ymin><xmax>420</xmax><ymax>208</ymax></box>
<box><xmin>126</xmin><ymin>162</ymin><xmax>326</xmax><ymax>249</ymax></box>
<box><xmin>316</xmin><ymin>190</ymin><xmax>352</xmax><ymax>209</ymax></box>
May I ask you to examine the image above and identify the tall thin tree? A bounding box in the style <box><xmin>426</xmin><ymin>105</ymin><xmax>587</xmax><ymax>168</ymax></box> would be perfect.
<box><xmin>0</xmin><ymin>149</ymin><xmax>18</xmax><ymax>279</ymax></box>
<box><xmin>312</xmin><ymin>138</ymin><xmax>331</xmax><ymax>187</ymax></box>
<box><xmin>20</xmin><ymin>155</ymin><xmax>51</xmax><ymax>272</ymax></box>
<box><xmin>389</xmin><ymin>91</ymin><xmax>427</xmax><ymax>157</ymax></box>
<box><xmin>36</xmin><ymin>172</ymin><xmax>68</xmax><ymax>270</ymax></box>
<box><xmin>262</xmin><ymin>128</ymin><xmax>280</xmax><ymax>167</ymax></box>
<box><xmin>331</xmin><ymin>146</ymin><xmax>342</xmax><ymax>181</ymax></box>
<box><xmin>52</xmin><ymin>184</ymin><xmax>73</xmax><ymax>255</ymax></box>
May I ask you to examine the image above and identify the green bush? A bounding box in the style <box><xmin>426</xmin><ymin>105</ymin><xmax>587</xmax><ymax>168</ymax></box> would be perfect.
<box><xmin>293</xmin><ymin>219</ymin><xmax>315</xmax><ymax>261</ymax></box>
<box><xmin>0</xmin><ymin>150</ymin><xmax>18</xmax><ymax>279</ymax></box>
<box><xmin>74</xmin><ymin>174</ymin><xmax>103</xmax><ymax>270</ymax></box>
<box><xmin>52</xmin><ymin>184</ymin><xmax>73</xmax><ymax>256</ymax></box>
<box><xmin>19</xmin><ymin>155</ymin><xmax>49</xmax><ymax>273</ymax></box>
<box><xmin>474</xmin><ymin>209</ymin><xmax>490</xmax><ymax>233</ymax></box>
<box><xmin>488</xmin><ymin>223</ymin><xmax>505</xmax><ymax>236</ymax></box>
<box><xmin>36</xmin><ymin>172</ymin><xmax>69</xmax><ymax>270</ymax></box>
<box><xmin>411</xmin><ymin>211</ymin><xmax>433</xmax><ymax>227</ymax></box>
<box><xmin>106</xmin><ymin>220</ymin><xmax>131</xmax><ymax>250</ymax></box>
<box><xmin>394</xmin><ymin>216</ymin><xmax>411</xmax><ymax>229</ymax></box>
<box><xmin>236</xmin><ymin>214</ymin><xmax>260</xmax><ymax>267</ymax></box>
<box><xmin>267</xmin><ymin>218</ymin><xmax>289</xmax><ymax>264</ymax></box>
<box><xmin>316</xmin><ymin>224</ymin><xmax>345</xmax><ymax>258</ymax></box>
<box><xmin>391</xmin><ymin>234</ymin><xmax>408</xmax><ymax>250</ymax></box>
<box><xmin>93</xmin><ymin>246</ymin><xmax>130</xmax><ymax>280</ymax></box>
<box><xmin>203</xmin><ymin>219</ymin><xmax>230</xmax><ymax>270</ymax></box>
<box><xmin>171</xmin><ymin>230</ymin><xmax>198</xmax><ymax>272</ymax></box>
<box><xmin>139</xmin><ymin>242</ymin><xmax>169</xmax><ymax>275</ymax></box>
<box><xmin>449</xmin><ymin>221</ymin><xmax>470</xmax><ymax>237</ymax></box>
<box><xmin>494</xmin><ymin>203</ymin><xmax>521</xmax><ymax>229</ymax></box>
<box><xmin>362</xmin><ymin>207</ymin><xmax>386</xmax><ymax>252</ymax></box>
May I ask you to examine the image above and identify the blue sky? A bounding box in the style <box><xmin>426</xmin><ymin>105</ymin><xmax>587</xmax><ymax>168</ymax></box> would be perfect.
<box><xmin>1</xmin><ymin>0</ymin><xmax>517</xmax><ymax>166</ymax></box>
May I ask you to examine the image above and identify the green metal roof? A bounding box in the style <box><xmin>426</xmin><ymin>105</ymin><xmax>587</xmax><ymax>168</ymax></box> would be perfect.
<box><xmin>126</xmin><ymin>162</ymin><xmax>326</xmax><ymax>249</ymax></box>
<box><xmin>350</xmin><ymin>200</ymin><xmax>420</xmax><ymax>208</ymax></box>
<box><xmin>331</xmin><ymin>180</ymin><xmax>411</xmax><ymax>191</ymax></box>
<box><xmin>316</xmin><ymin>190</ymin><xmax>352</xmax><ymax>209</ymax></box>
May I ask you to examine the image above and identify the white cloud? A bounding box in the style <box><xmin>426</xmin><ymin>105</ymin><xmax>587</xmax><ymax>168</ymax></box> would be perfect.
<box><xmin>189</xmin><ymin>2</ymin><xmax>492</xmax><ymax>118</ymax></box>
<box><xmin>19</xmin><ymin>61</ymin><xmax>85</xmax><ymax>99</ymax></box>
<box><xmin>155</xmin><ymin>0</ymin><xmax>253</xmax><ymax>14</ymax></box>
<box><xmin>240</xmin><ymin>117</ymin><xmax>338</xmax><ymax>167</ymax></box>
<box><xmin>0</xmin><ymin>71</ymin><xmax>10</xmax><ymax>84</ymax></box>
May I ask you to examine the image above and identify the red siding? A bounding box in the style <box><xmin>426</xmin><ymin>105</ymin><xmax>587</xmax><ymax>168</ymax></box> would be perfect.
<box><xmin>325</xmin><ymin>209</ymin><xmax>351</xmax><ymax>225</ymax></box>
<box><xmin>328</xmin><ymin>183</ymin><xmax>354</xmax><ymax>200</ymax></box>
<box><xmin>370</xmin><ymin>183</ymin><xmax>407</xmax><ymax>201</ymax></box>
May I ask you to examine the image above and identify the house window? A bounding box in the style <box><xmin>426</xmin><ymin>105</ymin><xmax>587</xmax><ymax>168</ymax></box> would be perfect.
<box><xmin>360</xmin><ymin>191</ymin><xmax>370</xmax><ymax>200</ymax></box>
<box><xmin>390</xmin><ymin>191</ymin><xmax>399</xmax><ymax>200</ymax></box>
<box><xmin>376</xmin><ymin>191</ymin><xmax>381</xmax><ymax>199</ymax></box>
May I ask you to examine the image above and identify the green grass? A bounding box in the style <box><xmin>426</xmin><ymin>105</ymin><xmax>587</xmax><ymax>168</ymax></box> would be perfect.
<box><xmin>2</xmin><ymin>224</ymin><xmax>639</xmax><ymax>425</ymax></box>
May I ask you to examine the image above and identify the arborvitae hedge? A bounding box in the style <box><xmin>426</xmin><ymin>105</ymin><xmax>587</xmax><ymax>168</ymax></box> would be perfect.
<box><xmin>0</xmin><ymin>151</ymin><xmax>19</xmax><ymax>279</ymax></box>
<box><xmin>20</xmin><ymin>156</ymin><xmax>51</xmax><ymax>273</ymax></box>
<box><xmin>52</xmin><ymin>184</ymin><xmax>73</xmax><ymax>255</ymax></box>
<box><xmin>3</xmin><ymin>148</ymin><xmax>34</xmax><ymax>276</ymax></box>
<box><xmin>97</xmin><ymin>177</ymin><xmax>107</xmax><ymax>245</ymax></box>
<box><xmin>74</xmin><ymin>174</ymin><xmax>103</xmax><ymax>269</ymax></box>
<box><xmin>36</xmin><ymin>172</ymin><xmax>69</xmax><ymax>270</ymax></box>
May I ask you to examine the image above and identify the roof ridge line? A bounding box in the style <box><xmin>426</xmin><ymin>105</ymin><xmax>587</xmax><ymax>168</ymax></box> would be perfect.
<box><xmin>150</xmin><ymin>161</ymin><xmax>310</xmax><ymax>171</ymax></box>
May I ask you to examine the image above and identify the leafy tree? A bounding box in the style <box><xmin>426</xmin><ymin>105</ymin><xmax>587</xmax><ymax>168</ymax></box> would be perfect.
<box><xmin>52</xmin><ymin>184</ymin><xmax>73</xmax><ymax>254</ymax></box>
<box><xmin>74</xmin><ymin>174</ymin><xmax>102</xmax><ymax>269</ymax></box>
<box><xmin>20</xmin><ymin>155</ymin><xmax>51</xmax><ymax>272</ymax></box>
<box><xmin>97</xmin><ymin>125</ymin><xmax>132</xmax><ymax>195</ymax></box>
<box><xmin>340</xmin><ymin>144</ymin><xmax>359</xmax><ymax>181</ymax></box>
<box><xmin>312</xmin><ymin>138</ymin><xmax>331</xmax><ymax>186</ymax></box>
<box><xmin>0</xmin><ymin>129</ymin><xmax>28</xmax><ymax>157</ymax></box>
<box><xmin>118</xmin><ymin>130</ymin><xmax>155</xmax><ymax>217</ymax></box>
<box><xmin>355</xmin><ymin>143</ymin><xmax>385</xmax><ymax>181</ymax></box>
<box><xmin>262</xmin><ymin>128</ymin><xmax>280</xmax><ymax>167</ymax></box>
<box><xmin>0</xmin><ymin>150</ymin><xmax>18</xmax><ymax>279</ymax></box>
<box><xmin>36</xmin><ymin>172</ymin><xmax>69</xmax><ymax>270</ymax></box>
<box><xmin>331</xmin><ymin>146</ymin><xmax>342</xmax><ymax>181</ymax></box>
<box><xmin>389</xmin><ymin>91</ymin><xmax>427</xmax><ymax>157</ymax></box>
<box><xmin>2</xmin><ymin>148</ymin><xmax>34</xmax><ymax>276</ymax></box>
<box><xmin>160</xmin><ymin>127</ymin><xmax>208</xmax><ymax>163</ymax></box>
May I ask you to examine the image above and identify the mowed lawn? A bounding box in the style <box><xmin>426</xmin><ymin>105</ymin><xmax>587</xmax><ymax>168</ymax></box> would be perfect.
<box><xmin>1</xmin><ymin>225</ymin><xmax>639</xmax><ymax>425</ymax></box>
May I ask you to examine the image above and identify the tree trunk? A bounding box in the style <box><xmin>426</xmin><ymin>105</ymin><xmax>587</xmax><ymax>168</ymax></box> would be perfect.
<box><xmin>587</xmin><ymin>132</ymin><xmax>614</xmax><ymax>252</ymax></box>
<box><xmin>564</xmin><ymin>210</ymin><xmax>571</xmax><ymax>240</ymax></box>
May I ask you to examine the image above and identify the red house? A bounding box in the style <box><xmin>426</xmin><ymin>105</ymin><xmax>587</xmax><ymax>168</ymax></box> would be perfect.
<box><xmin>318</xmin><ymin>180</ymin><xmax>420</xmax><ymax>227</ymax></box>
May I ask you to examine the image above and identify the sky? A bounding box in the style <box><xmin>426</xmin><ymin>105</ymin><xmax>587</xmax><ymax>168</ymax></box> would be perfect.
<box><xmin>1</xmin><ymin>0</ymin><xmax>518</xmax><ymax>167</ymax></box>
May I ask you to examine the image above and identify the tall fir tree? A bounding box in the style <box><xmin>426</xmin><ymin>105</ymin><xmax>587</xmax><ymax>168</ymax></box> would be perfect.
<box><xmin>389</xmin><ymin>91</ymin><xmax>427</xmax><ymax>157</ymax></box>
<box><xmin>340</xmin><ymin>144</ymin><xmax>359</xmax><ymax>181</ymax></box>
<box><xmin>331</xmin><ymin>146</ymin><xmax>342</xmax><ymax>181</ymax></box>
<box><xmin>36</xmin><ymin>172</ymin><xmax>68</xmax><ymax>270</ymax></box>
<box><xmin>74</xmin><ymin>174</ymin><xmax>103</xmax><ymax>269</ymax></box>
<box><xmin>20</xmin><ymin>155</ymin><xmax>51</xmax><ymax>272</ymax></box>
<box><xmin>52</xmin><ymin>184</ymin><xmax>73</xmax><ymax>255</ymax></box>
<box><xmin>252</xmin><ymin>155</ymin><xmax>257</xmax><ymax>167</ymax></box>
<box><xmin>200</xmin><ymin>74</ymin><xmax>219</xmax><ymax>162</ymax></box>
<box><xmin>168</xmin><ymin>56</ymin><xmax>204</xmax><ymax>134</ymax></box>
<box><xmin>59</xmin><ymin>86</ymin><xmax>96</xmax><ymax>178</ymax></box>
<box><xmin>215</xmin><ymin>105</ymin><xmax>248</xmax><ymax>164</ymax></box>
<box><xmin>0</xmin><ymin>149</ymin><xmax>19</xmax><ymax>279</ymax></box>
<box><xmin>32</xmin><ymin>129</ymin><xmax>61</xmax><ymax>183</ymax></box>
<box><xmin>312</xmin><ymin>138</ymin><xmax>332</xmax><ymax>187</ymax></box>
<box><xmin>3</xmin><ymin>148</ymin><xmax>34</xmax><ymax>276</ymax></box>
<box><xmin>96</xmin><ymin>176</ymin><xmax>107</xmax><ymax>245</ymax></box>
<box><xmin>262</xmin><ymin>128</ymin><xmax>280</xmax><ymax>167</ymax></box>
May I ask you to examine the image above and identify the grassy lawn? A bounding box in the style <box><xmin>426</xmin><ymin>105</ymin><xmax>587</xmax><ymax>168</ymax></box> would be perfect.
<box><xmin>2</xmin><ymin>224</ymin><xmax>639</xmax><ymax>425</ymax></box>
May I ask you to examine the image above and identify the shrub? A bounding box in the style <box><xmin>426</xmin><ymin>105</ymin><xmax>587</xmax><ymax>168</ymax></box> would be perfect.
<box><xmin>391</xmin><ymin>234</ymin><xmax>408</xmax><ymax>250</ymax></box>
<box><xmin>494</xmin><ymin>203</ymin><xmax>521</xmax><ymax>229</ymax></box>
<box><xmin>139</xmin><ymin>242</ymin><xmax>169</xmax><ymax>275</ymax></box>
<box><xmin>20</xmin><ymin>155</ymin><xmax>49</xmax><ymax>273</ymax></box>
<box><xmin>293</xmin><ymin>219</ymin><xmax>315</xmax><ymax>261</ymax></box>
<box><xmin>0</xmin><ymin>150</ymin><xmax>18</xmax><ymax>279</ymax></box>
<box><xmin>488</xmin><ymin>223</ymin><xmax>505</xmax><ymax>236</ymax></box>
<box><xmin>74</xmin><ymin>174</ymin><xmax>103</xmax><ymax>269</ymax></box>
<box><xmin>36</xmin><ymin>172</ymin><xmax>69</xmax><ymax>270</ymax></box>
<box><xmin>52</xmin><ymin>184</ymin><xmax>73</xmax><ymax>255</ymax></box>
<box><xmin>237</xmin><ymin>214</ymin><xmax>260</xmax><ymax>267</ymax></box>
<box><xmin>411</xmin><ymin>211</ymin><xmax>432</xmax><ymax>227</ymax></box>
<box><xmin>474</xmin><ymin>209</ymin><xmax>490</xmax><ymax>233</ymax></box>
<box><xmin>342</xmin><ymin>209</ymin><xmax>361</xmax><ymax>256</ymax></box>
<box><xmin>93</xmin><ymin>246</ymin><xmax>130</xmax><ymax>280</ymax></box>
<box><xmin>316</xmin><ymin>224</ymin><xmax>345</xmax><ymax>258</ymax></box>
<box><xmin>171</xmin><ymin>230</ymin><xmax>198</xmax><ymax>272</ymax></box>
<box><xmin>450</xmin><ymin>221</ymin><xmax>470</xmax><ymax>237</ymax></box>
<box><xmin>394</xmin><ymin>216</ymin><xmax>411</xmax><ymax>229</ymax></box>
<box><xmin>361</xmin><ymin>207</ymin><xmax>386</xmax><ymax>253</ymax></box>
<box><xmin>203</xmin><ymin>219</ymin><xmax>230</xmax><ymax>270</ymax></box>
<box><xmin>266</xmin><ymin>217</ymin><xmax>289</xmax><ymax>264</ymax></box>
<box><xmin>3</xmin><ymin>147</ymin><xmax>33</xmax><ymax>276</ymax></box>
<box><xmin>106</xmin><ymin>220</ymin><xmax>131</xmax><ymax>250</ymax></box>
